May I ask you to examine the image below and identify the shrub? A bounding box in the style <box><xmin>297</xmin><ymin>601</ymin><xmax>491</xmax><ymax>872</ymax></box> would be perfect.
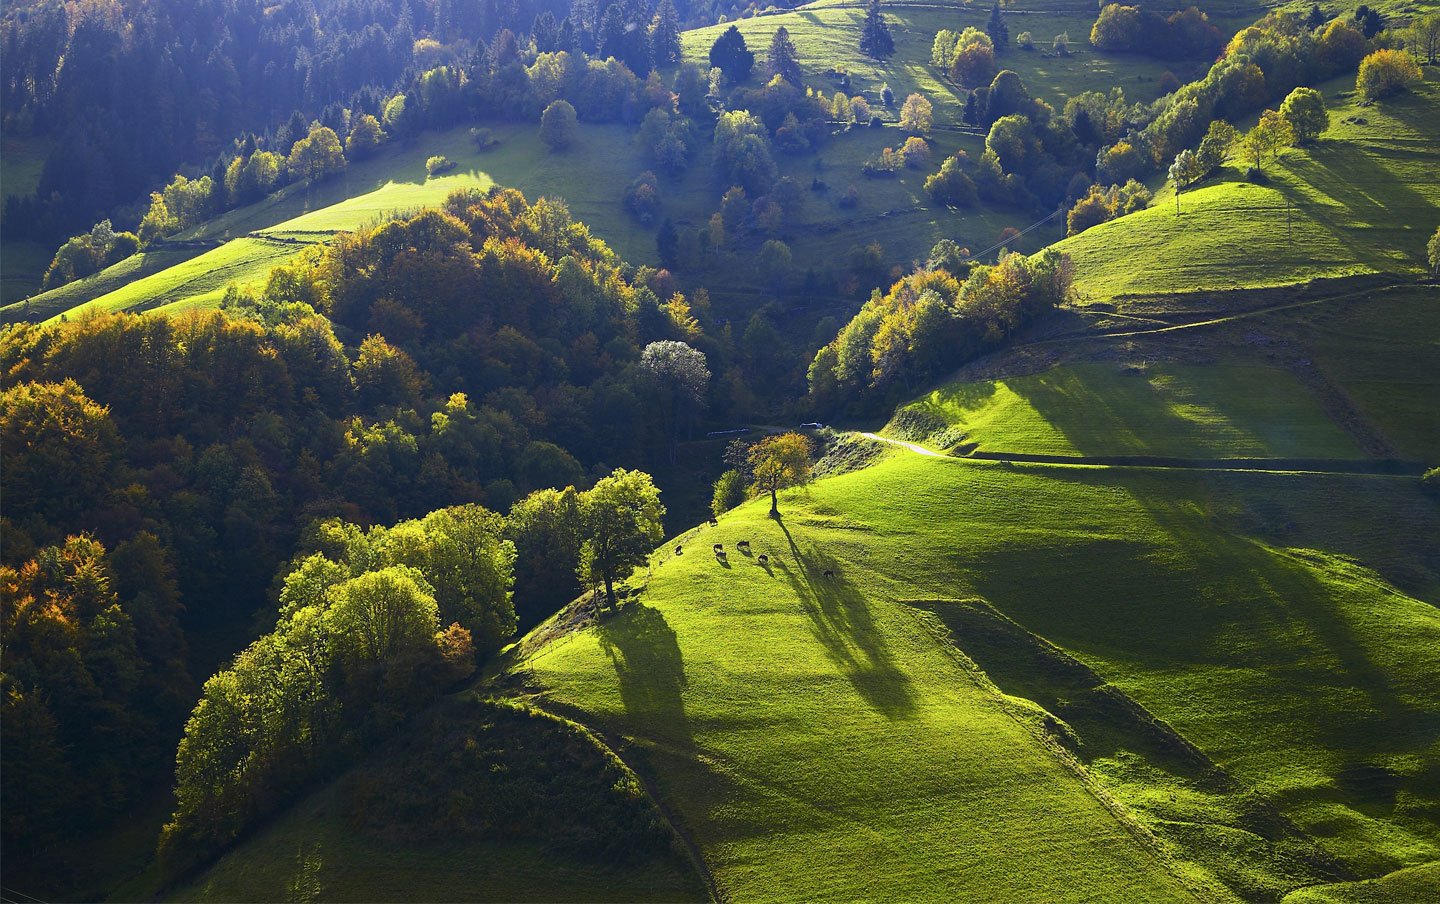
<box><xmin>1067</xmin><ymin>184</ymin><xmax>1117</xmax><ymax>236</ymax></box>
<box><xmin>539</xmin><ymin>99</ymin><xmax>579</xmax><ymax>151</ymax></box>
<box><xmin>425</xmin><ymin>155</ymin><xmax>456</xmax><ymax>176</ymax></box>
<box><xmin>1053</xmin><ymin>33</ymin><xmax>1070</xmax><ymax>56</ymax></box>
<box><xmin>624</xmin><ymin>171</ymin><xmax>662</xmax><ymax>225</ymax></box>
<box><xmin>470</xmin><ymin>127</ymin><xmax>499</xmax><ymax>151</ymax></box>
<box><xmin>901</xmin><ymin>136</ymin><xmax>932</xmax><ymax>168</ymax></box>
<box><xmin>1017</xmin><ymin>31</ymin><xmax>1034</xmax><ymax>50</ymax></box>
<box><xmin>1356</xmin><ymin>49</ymin><xmax>1423</xmax><ymax>102</ymax></box>
<box><xmin>925</xmin><ymin>154</ymin><xmax>979</xmax><ymax>207</ymax></box>
<box><xmin>1279</xmin><ymin>87</ymin><xmax>1327</xmax><ymax>145</ymax></box>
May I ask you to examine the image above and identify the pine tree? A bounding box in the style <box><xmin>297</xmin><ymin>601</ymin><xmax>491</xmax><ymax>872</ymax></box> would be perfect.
<box><xmin>987</xmin><ymin>1</ymin><xmax>1009</xmax><ymax>51</ymax></box>
<box><xmin>766</xmin><ymin>26</ymin><xmax>803</xmax><ymax>86</ymax></box>
<box><xmin>962</xmin><ymin>91</ymin><xmax>980</xmax><ymax>126</ymax></box>
<box><xmin>860</xmin><ymin>0</ymin><xmax>895</xmax><ymax>59</ymax></box>
<box><xmin>651</xmin><ymin>0</ymin><xmax>683</xmax><ymax>67</ymax></box>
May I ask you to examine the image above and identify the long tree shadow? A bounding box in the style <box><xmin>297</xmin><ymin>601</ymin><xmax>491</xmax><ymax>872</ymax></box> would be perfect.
<box><xmin>774</xmin><ymin>518</ymin><xmax>917</xmax><ymax>718</ymax></box>
<box><xmin>596</xmin><ymin>602</ymin><xmax>695</xmax><ymax>754</ymax></box>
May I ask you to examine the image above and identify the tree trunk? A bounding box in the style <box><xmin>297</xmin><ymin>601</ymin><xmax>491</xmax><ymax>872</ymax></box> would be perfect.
<box><xmin>769</xmin><ymin>487</ymin><xmax>779</xmax><ymax>517</ymax></box>
<box><xmin>603</xmin><ymin>571</ymin><xmax>616</xmax><ymax>609</ymax></box>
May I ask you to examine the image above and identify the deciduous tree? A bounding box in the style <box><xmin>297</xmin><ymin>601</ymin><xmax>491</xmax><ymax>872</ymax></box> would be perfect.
<box><xmin>747</xmin><ymin>432</ymin><xmax>813</xmax><ymax>516</ymax></box>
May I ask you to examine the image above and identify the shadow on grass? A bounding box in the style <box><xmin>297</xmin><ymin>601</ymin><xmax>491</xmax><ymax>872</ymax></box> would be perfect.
<box><xmin>597</xmin><ymin>602</ymin><xmax>695</xmax><ymax>753</ymax></box>
<box><xmin>775</xmin><ymin>517</ymin><xmax>917</xmax><ymax>719</ymax></box>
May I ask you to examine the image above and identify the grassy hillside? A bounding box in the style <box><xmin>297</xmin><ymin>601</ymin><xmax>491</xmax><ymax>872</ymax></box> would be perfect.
<box><xmin>162</xmin><ymin>697</ymin><xmax>707</xmax><ymax>903</ymax></box>
<box><xmin>511</xmin><ymin>444</ymin><xmax>1438</xmax><ymax>902</ymax></box>
<box><xmin>1060</xmin><ymin>79</ymin><xmax>1440</xmax><ymax>305</ymax></box>
<box><xmin>895</xmin><ymin>283</ymin><xmax>1440</xmax><ymax>464</ymax></box>
<box><xmin>901</xmin><ymin>361</ymin><xmax>1366</xmax><ymax>460</ymax></box>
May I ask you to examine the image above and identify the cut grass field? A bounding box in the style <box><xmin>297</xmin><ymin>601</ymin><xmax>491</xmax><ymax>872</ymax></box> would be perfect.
<box><xmin>1061</xmin><ymin>79</ymin><xmax>1440</xmax><ymax>305</ymax></box>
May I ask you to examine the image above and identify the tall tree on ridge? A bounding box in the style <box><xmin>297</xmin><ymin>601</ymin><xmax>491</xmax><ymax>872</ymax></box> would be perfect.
<box><xmin>987</xmin><ymin>1</ymin><xmax>1010</xmax><ymax>51</ymax></box>
<box><xmin>767</xmin><ymin>26</ymin><xmax>803</xmax><ymax>86</ymax></box>
<box><xmin>860</xmin><ymin>0</ymin><xmax>896</xmax><ymax>59</ymax></box>
<box><xmin>652</xmin><ymin>0</ymin><xmax>683</xmax><ymax>67</ymax></box>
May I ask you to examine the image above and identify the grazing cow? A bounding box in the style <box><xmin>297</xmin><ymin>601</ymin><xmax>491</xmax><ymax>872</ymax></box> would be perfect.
<box><xmin>713</xmin><ymin>543</ymin><xmax>724</xmax><ymax>554</ymax></box>
<box><xmin>823</xmin><ymin>569</ymin><xmax>834</xmax><ymax>578</ymax></box>
<box><xmin>757</xmin><ymin>554</ymin><xmax>769</xmax><ymax>564</ymax></box>
<box><xmin>737</xmin><ymin>539</ymin><xmax>750</xmax><ymax>549</ymax></box>
<box><xmin>674</xmin><ymin>545</ymin><xmax>683</xmax><ymax>555</ymax></box>
<box><xmin>709</xmin><ymin>518</ymin><xmax>718</xmax><ymax>526</ymax></box>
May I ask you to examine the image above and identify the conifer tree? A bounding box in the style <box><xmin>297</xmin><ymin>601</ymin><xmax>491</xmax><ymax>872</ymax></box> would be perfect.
<box><xmin>710</xmin><ymin>25</ymin><xmax>755</xmax><ymax>82</ymax></box>
<box><xmin>987</xmin><ymin>1</ymin><xmax>1009</xmax><ymax>51</ymax></box>
<box><xmin>651</xmin><ymin>0</ymin><xmax>683</xmax><ymax>67</ymax></box>
<box><xmin>860</xmin><ymin>0</ymin><xmax>895</xmax><ymax>59</ymax></box>
<box><xmin>767</xmin><ymin>26</ymin><xmax>803</xmax><ymax>86</ymax></box>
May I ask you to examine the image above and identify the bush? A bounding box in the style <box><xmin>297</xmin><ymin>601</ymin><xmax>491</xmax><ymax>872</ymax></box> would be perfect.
<box><xmin>624</xmin><ymin>171</ymin><xmax>662</xmax><ymax>225</ymax></box>
<box><xmin>901</xmin><ymin>136</ymin><xmax>932</xmax><ymax>168</ymax></box>
<box><xmin>1017</xmin><ymin>31</ymin><xmax>1034</xmax><ymax>50</ymax></box>
<box><xmin>1356</xmin><ymin>49</ymin><xmax>1423</xmax><ymax>102</ymax></box>
<box><xmin>425</xmin><ymin>155</ymin><xmax>456</xmax><ymax>176</ymax></box>
<box><xmin>925</xmin><ymin>154</ymin><xmax>979</xmax><ymax>207</ymax></box>
<box><xmin>470</xmin><ymin>127</ymin><xmax>499</xmax><ymax>151</ymax></box>
<box><xmin>539</xmin><ymin>99</ymin><xmax>579</xmax><ymax>151</ymax></box>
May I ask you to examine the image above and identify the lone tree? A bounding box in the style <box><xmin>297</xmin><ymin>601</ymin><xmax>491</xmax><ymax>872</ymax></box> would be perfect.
<box><xmin>899</xmin><ymin>93</ymin><xmax>934</xmax><ymax>135</ymax></box>
<box><xmin>1168</xmin><ymin>149</ymin><xmax>1203</xmax><ymax>214</ymax></box>
<box><xmin>1279</xmin><ymin>87</ymin><xmax>1327</xmax><ymax>145</ymax></box>
<box><xmin>767</xmin><ymin>26</ymin><xmax>803</xmax><ymax>86</ymax></box>
<box><xmin>747</xmin><ymin>432</ymin><xmax>814</xmax><ymax>517</ymax></box>
<box><xmin>986</xmin><ymin>1</ymin><xmax>1009</xmax><ymax>52</ymax></box>
<box><xmin>539</xmin><ymin>99</ymin><xmax>579</xmax><ymax>151</ymax></box>
<box><xmin>578</xmin><ymin>469</ymin><xmax>665</xmax><ymax>608</ymax></box>
<box><xmin>860</xmin><ymin>0</ymin><xmax>895</xmax><ymax>59</ymax></box>
<box><xmin>710</xmin><ymin>25</ymin><xmax>755</xmax><ymax>83</ymax></box>
<box><xmin>639</xmin><ymin>340</ymin><xmax>710</xmax><ymax>463</ymax></box>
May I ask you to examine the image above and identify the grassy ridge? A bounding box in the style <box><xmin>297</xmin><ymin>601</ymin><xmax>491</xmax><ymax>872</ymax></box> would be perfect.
<box><xmin>516</xmin><ymin>447</ymin><xmax>1440</xmax><ymax>901</ymax></box>
<box><xmin>900</xmin><ymin>361</ymin><xmax>1366</xmax><ymax>459</ymax></box>
<box><xmin>1062</xmin><ymin>80</ymin><xmax>1440</xmax><ymax>304</ymax></box>
<box><xmin>520</xmin><ymin>480</ymin><xmax>1196</xmax><ymax>902</ymax></box>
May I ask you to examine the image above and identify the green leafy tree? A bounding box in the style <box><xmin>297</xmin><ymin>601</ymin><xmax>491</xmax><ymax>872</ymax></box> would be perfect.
<box><xmin>861</xmin><ymin>0</ymin><xmax>896</xmax><ymax>59</ymax></box>
<box><xmin>747</xmin><ymin>432</ymin><xmax>813</xmax><ymax>516</ymax></box>
<box><xmin>345</xmin><ymin>113</ymin><xmax>385</xmax><ymax>159</ymax></box>
<box><xmin>577</xmin><ymin>469</ymin><xmax>666</xmax><ymax>607</ymax></box>
<box><xmin>325</xmin><ymin>566</ymin><xmax>439</xmax><ymax>672</ymax></box>
<box><xmin>1410</xmin><ymin>13</ymin><xmax>1440</xmax><ymax>65</ymax></box>
<box><xmin>1356</xmin><ymin>49</ymin><xmax>1423</xmax><ymax>102</ymax></box>
<box><xmin>899</xmin><ymin>93</ymin><xmax>934</xmax><ymax>134</ymax></box>
<box><xmin>539</xmin><ymin>99</ymin><xmax>580</xmax><ymax>151</ymax></box>
<box><xmin>506</xmin><ymin>487</ymin><xmax>583</xmax><ymax>627</ymax></box>
<box><xmin>1278</xmin><ymin>87</ymin><xmax>1327</xmax><ymax>146</ymax></box>
<box><xmin>1196</xmin><ymin>119</ymin><xmax>1237</xmax><ymax>173</ymax></box>
<box><xmin>711</xmin><ymin>468</ymin><xmax>747</xmax><ymax>517</ymax></box>
<box><xmin>287</xmin><ymin>124</ymin><xmax>346</xmax><ymax>182</ymax></box>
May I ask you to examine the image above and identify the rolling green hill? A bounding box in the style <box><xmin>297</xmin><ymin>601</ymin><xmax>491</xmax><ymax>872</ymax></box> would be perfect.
<box><xmin>1060</xmin><ymin>79</ymin><xmax>1440</xmax><ymax>305</ymax></box>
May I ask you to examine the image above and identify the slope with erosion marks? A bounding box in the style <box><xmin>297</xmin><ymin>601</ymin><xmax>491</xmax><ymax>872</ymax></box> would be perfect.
<box><xmin>892</xmin><ymin>283</ymin><xmax>1440</xmax><ymax>467</ymax></box>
